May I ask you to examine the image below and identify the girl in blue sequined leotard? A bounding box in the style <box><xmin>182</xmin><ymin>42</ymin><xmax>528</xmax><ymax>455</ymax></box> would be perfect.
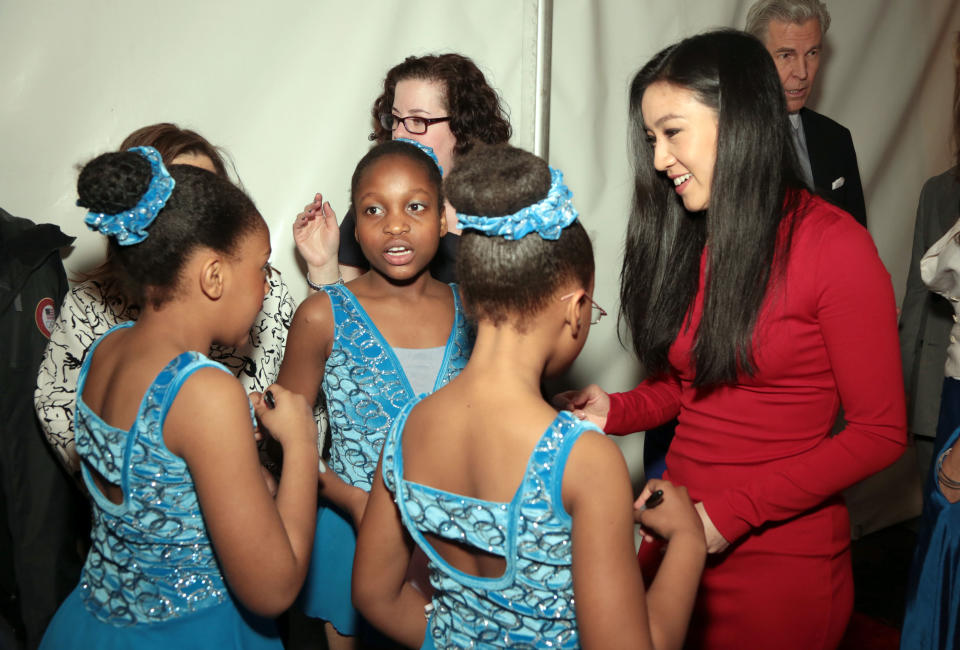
<box><xmin>352</xmin><ymin>145</ymin><xmax>707</xmax><ymax>649</ymax></box>
<box><xmin>277</xmin><ymin>140</ymin><xmax>472</xmax><ymax>648</ymax></box>
<box><xmin>41</xmin><ymin>148</ymin><xmax>319</xmax><ymax>649</ymax></box>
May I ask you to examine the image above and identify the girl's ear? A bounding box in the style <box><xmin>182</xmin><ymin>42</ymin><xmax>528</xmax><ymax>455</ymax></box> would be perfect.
<box><xmin>199</xmin><ymin>256</ymin><xmax>225</xmax><ymax>301</ymax></box>
<box><xmin>561</xmin><ymin>288</ymin><xmax>587</xmax><ymax>338</ymax></box>
<box><xmin>439</xmin><ymin>204</ymin><xmax>448</xmax><ymax>237</ymax></box>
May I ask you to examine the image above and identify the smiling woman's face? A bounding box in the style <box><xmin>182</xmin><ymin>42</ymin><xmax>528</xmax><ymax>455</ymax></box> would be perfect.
<box><xmin>642</xmin><ymin>81</ymin><xmax>719</xmax><ymax>213</ymax></box>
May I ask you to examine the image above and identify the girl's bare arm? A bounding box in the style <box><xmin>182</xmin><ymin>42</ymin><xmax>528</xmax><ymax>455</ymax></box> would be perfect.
<box><xmin>353</xmin><ymin>460</ymin><xmax>429</xmax><ymax>647</ymax></box>
<box><xmin>276</xmin><ymin>292</ymin><xmax>333</xmax><ymax>408</ymax></box>
<box><xmin>566</xmin><ymin>432</ymin><xmax>651</xmax><ymax>648</ymax></box>
<box><xmin>566</xmin><ymin>433</ymin><xmax>705</xmax><ymax>650</ymax></box>
<box><xmin>166</xmin><ymin>373</ymin><xmax>318</xmax><ymax>617</ymax></box>
<box><xmin>277</xmin><ymin>293</ymin><xmax>368</xmax><ymax>520</ymax></box>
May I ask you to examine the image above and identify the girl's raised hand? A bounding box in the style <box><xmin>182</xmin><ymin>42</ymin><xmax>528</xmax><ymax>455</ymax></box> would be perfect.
<box><xmin>293</xmin><ymin>193</ymin><xmax>340</xmax><ymax>282</ymax></box>
<box><xmin>552</xmin><ymin>384</ymin><xmax>610</xmax><ymax>429</ymax></box>
<box><xmin>251</xmin><ymin>385</ymin><xmax>316</xmax><ymax>452</ymax></box>
<box><xmin>634</xmin><ymin>479</ymin><xmax>704</xmax><ymax>546</ymax></box>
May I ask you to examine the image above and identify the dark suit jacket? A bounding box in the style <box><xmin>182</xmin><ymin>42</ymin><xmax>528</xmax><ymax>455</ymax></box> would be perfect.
<box><xmin>800</xmin><ymin>107</ymin><xmax>868</xmax><ymax>227</ymax></box>
<box><xmin>899</xmin><ymin>167</ymin><xmax>960</xmax><ymax>437</ymax></box>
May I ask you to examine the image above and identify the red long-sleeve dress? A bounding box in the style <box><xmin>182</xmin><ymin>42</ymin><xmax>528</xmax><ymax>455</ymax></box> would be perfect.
<box><xmin>607</xmin><ymin>194</ymin><xmax>906</xmax><ymax>649</ymax></box>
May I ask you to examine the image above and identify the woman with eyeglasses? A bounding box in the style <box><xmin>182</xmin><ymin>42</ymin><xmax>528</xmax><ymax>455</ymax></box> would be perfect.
<box><xmin>293</xmin><ymin>53</ymin><xmax>512</xmax><ymax>287</ymax></box>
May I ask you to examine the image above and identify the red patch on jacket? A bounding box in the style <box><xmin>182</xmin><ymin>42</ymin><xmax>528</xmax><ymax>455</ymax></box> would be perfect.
<box><xmin>35</xmin><ymin>297</ymin><xmax>55</xmax><ymax>338</ymax></box>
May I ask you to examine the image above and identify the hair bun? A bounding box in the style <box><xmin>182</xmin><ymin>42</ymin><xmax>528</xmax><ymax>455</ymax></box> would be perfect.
<box><xmin>445</xmin><ymin>144</ymin><xmax>551</xmax><ymax>217</ymax></box>
<box><xmin>77</xmin><ymin>150</ymin><xmax>152</xmax><ymax>215</ymax></box>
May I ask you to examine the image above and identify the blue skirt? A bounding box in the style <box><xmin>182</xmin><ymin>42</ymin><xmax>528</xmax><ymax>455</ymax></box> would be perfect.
<box><xmin>421</xmin><ymin>616</ymin><xmax>435</xmax><ymax>650</ymax></box>
<box><xmin>298</xmin><ymin>503</ymin><xmax>361</xmax><ymax>635</ymax></box>
<box><xmin>40</xmin><ymin>586</ymin><xmax>281</xmax><ymax>649</ymax></box>
<box><xmin>902</xmin><ymin>377</ymin><xmax>960</xmax><ymax>649</ymax></box>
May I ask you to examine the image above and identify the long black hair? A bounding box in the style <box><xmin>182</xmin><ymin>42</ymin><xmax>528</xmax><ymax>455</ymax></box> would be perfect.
<box><xmin>621</xmin><ymin>29</ymin><xmax>808</xmax><ymax>387</ymax></box>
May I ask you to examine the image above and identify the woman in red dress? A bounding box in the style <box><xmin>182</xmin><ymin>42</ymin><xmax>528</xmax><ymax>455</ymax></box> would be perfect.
<box><xmin>555</xmin><ymin>29</ymin><xmax>906</xmax><ymax>649</ymax></box>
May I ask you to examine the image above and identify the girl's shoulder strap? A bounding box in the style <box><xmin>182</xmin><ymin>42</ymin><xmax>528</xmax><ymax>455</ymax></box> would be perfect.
<box><xmin>447</xmin><ymin>282</ymin><xmax>474</xmax><ymax>342</ymax></box>
<box><xmin>322</xmin><ymin>281</ymin><xmax>358</xmax><ymax>325</ymax></box>
<box><xmin>554</xmin><ymin>411</ymin><xmax>603</xmax><ymax>459</ymax></box>
<box><xmin>153</xmin><ymin>352</ymin><xmax>236</xmax><ymax>431</ymax></box>
<box><xmin>542</xmin><ymin>411</ymin><xmax>603</xmax><ymax>517</ymax></box>
<box><xmin>449</xmin><ymin>282</ymin><xmax>464</xmax><ymax>316</ymax></box>
<box><xmin>322</xmin><ymin>281</ymin><xmax>350</xmax><ymax>302</ymax></box>
<box><xmin>380</xmin><ymin>396</ymin><xmax>422</xmax><ymax>495</ymax></box>
<box><xmin>77</xmin><ymin>321</ymin><xmax>135</xmax><ymax>396</ymax></box>
<box><xmin>76</xmin><ymin>349</ymin><xmax>234</xmax><ymax>491</ymax></box>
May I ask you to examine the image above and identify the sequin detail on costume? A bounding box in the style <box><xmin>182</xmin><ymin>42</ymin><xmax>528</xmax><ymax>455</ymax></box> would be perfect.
<box><xmin>383</xmin><ymin>404</ymin><xmax>594</xmax><ymax>648</ymax></box>
<box><xmin>82</xmin><ymin>146</ymin><xmax>174</xmax><ymax>246</ymax></box>
<box><xmin>322</xmin><ymin>283</ymin><xmax>472</xmax><ymax>490</ymax></box>
<box><xmin>74</xmin><ymin>322</ymin><xmax>247</xmax><ymax>625</ymax></box>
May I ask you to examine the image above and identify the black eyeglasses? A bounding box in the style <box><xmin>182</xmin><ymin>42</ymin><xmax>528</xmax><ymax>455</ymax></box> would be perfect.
<box><xmin>379</xmin><ymin>112</ymin><xmax>451</xmax><ymax>135</ymax></box>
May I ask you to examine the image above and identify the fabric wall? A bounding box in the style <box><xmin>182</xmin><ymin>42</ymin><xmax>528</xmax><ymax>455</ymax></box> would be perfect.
<box><xmin>2</xmin><ymin>1</ymin><xmax>960</xmax><ymax>496</ymax></box>
<box><xmin>0</xmin><ymin>0</ymin><xmax>530</xmax><ymax>281</ymax></box>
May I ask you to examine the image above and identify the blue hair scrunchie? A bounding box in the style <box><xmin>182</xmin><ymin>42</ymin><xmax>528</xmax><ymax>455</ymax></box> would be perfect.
<box><xmin>82</xmin><ymin>145</ymin><xmax>174</xmax><ymax>246</ymax></box>
<box><xmin>457</xmin><ymin>167</ymin><xmax>578</xmax><ymax>241</ymax></box>
<box><xmin>393</xmin><ymin>138</ymin><xmax>443</xmax><ymax>176</ymax></box>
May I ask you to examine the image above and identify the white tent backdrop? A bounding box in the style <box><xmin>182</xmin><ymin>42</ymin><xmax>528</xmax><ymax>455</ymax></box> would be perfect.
<box><xmin>0</xmin><ymin>0</ymin><xmax>530</xmax><ymax>278</ymax></box>
<box><xmin>3</xmin><ymin>1</ymin><xmax>960</xmax><ymax>508</ymax></box>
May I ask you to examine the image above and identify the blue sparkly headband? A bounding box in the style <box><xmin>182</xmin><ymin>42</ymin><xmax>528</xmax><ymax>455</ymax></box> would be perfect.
<box><xmin>394</xmin><ymin>138</ymin><xmax>443</xmax><ymax>176</ymax></box>
<box><xmin>82</xmin><ymin>146</ymin><xmax>175</xmax><ymax>246</ymax></box>
<box><xmin>457</xmin><ymin>167</ymin><xmax>578</xmax><ymax>241</ymax></box>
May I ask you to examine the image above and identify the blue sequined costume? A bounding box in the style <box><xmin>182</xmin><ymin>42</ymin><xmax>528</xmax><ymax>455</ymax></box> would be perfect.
<box><xmin>41</xmin><ymin>322</ymin><xmax>280</xmax><ymax>649</ymax></box>
<box><xmin>383</xmin><ymin>401</ymin><xmax>597</xmax><ymax>649</ymax></box>
<box><xmin>299</xmin><ymin>283</ymin><xmax>473</xmax><ymax>634</ymax></box>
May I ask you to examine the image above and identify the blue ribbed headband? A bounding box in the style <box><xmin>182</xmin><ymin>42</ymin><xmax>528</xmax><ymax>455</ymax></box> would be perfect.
<box><xmin>456</xmin><ymin>167</ymin><xmax>578</xmax><ymax>240</ymax></box>
<box><xmin>82</xmin><ymin>146</ymin><xmax>174</xmax><ymax>246</ymax></box>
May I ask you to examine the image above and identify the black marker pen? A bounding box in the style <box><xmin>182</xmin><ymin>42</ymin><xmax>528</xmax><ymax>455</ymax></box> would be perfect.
<box><xmin>636</xmin><ymin>489</ymin><xmax>664</xmax><ymax>512</ymax></box>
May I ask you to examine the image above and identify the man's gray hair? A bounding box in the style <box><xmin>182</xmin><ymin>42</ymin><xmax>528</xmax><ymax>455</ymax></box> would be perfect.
<box><xmin>745</xmin><ymin>0</ymin><xmax>831</xmax><ymax>41</ymax></box>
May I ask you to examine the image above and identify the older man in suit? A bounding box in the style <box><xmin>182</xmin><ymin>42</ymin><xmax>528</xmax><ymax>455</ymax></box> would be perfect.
<box><xmin>747</xmin><ymin>0</ymin><xmax>867</xmax><ymax>227</ymax></box>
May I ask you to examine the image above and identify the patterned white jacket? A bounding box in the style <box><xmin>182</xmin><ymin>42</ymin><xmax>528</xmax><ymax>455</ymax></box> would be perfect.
<box><xmin>33</xmin><ymin>273</ymin><xmax>322</xmax><ymax>476</ymax></box>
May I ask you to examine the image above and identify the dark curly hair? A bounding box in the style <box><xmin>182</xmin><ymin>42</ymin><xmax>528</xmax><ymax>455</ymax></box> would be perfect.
<box><xmin>449</xmin><ymin>145</ymin><xmax>594</xmax><ymax>329</ymax></box>
<box><xmin>370</xmin><ymin>54</ymin><xmax>512</xmax><ymax>158</ymax></box>
<box><xmin>78</xmin><ymin>150</ymin><xmax>263</xmax><ymax>309</ymax></box>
